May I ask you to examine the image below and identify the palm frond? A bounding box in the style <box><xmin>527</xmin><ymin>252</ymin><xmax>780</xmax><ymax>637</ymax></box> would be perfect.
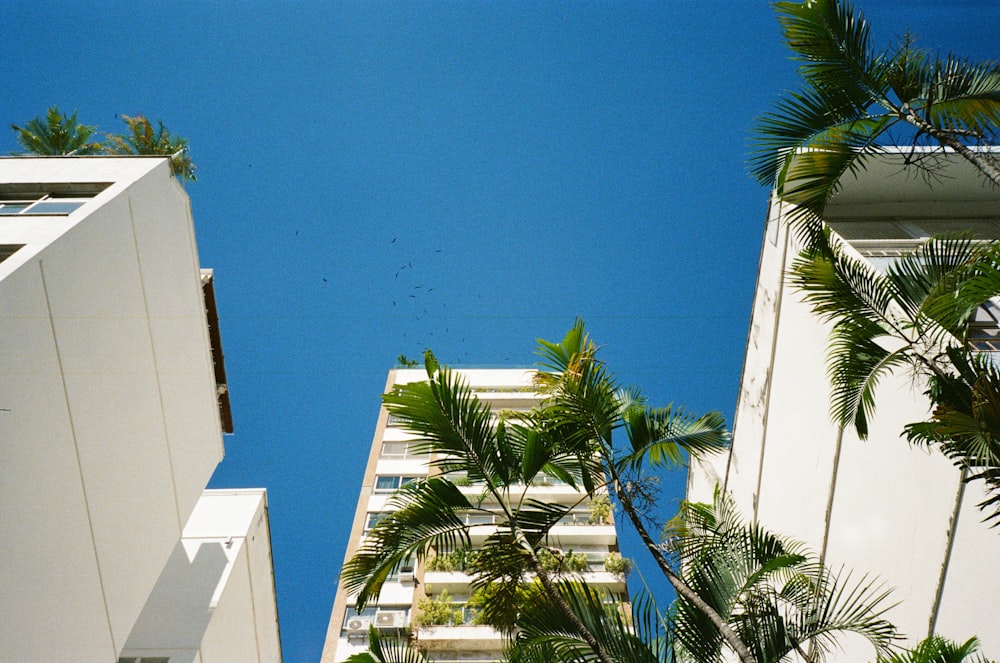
<box><xmin>922</xmin><ymin>240</ymin><xmax>1000</xmax><ymax>336</ymax></box>
<box><xmin>668</xmin><ymin>489</ymin><xmax>898</xmax><ymax>662</ymax></box>
<box><xmin>105</xmin><ymin>114</ymin><xmax>196</xmax><ymax>181</ymax></box>
<box><xmin>341</xmin><ymin>478</ymin><xmax>473</xmax><ymax>607</ymax></box>
<box><xmin>878</xmin><ymin>635</ymin><xmax>993</xmax><ymax>663</ymax></box>
<box><xmin>384</xmin><ymin>367</ymin><xmax>513</xmax><ymax>486</ymax></box>
<box><xmin>905</xmin><ymin>348</ymin><xmax>1000</xmax><ymax>524</ymax></box>
<box><xmin>344</xmin><ymin>627</ymin><xmax>428</xmax><ymax>663</ymax></box>
<box><xmin>780</xmin><ymin>565</ymin><xmax>897</xmax><ymax>660</ymax></box>
<box><xmin>617</xmin><ymin>405</ymin><xmax>729</xmax><ymax>474</ymax></box>
<box><xmin>11</xmin><ymin>106</ymin><xmax>104</xmax><ymax>155</ymax></box>
<box><xmin>921</xmin><ymin>56</ymin><xmax>1000</xmax><ymax>140</ymax></box>
<box><xmin>775</xmin><ymin>0</ymin><xmax>889</xmax><ymax>104</ymax></box>
<box><xmin>508</xmin><ymin>580</ymin><xmax>665</xmax><ymax>663</ymax></box>
<box><xmin>888</xmin><ymin>234</ymin><xmax>980</xmax><ymax>328</ymax></box>
<box><xmin>827</xmin><ymin>323</ymin><xmax>911</xmax><ymax>438</ymax></box>
<box><xmin>791</xmin><ymin>240</ymin><xmax>900</xmax><ymax>330</ymax></box>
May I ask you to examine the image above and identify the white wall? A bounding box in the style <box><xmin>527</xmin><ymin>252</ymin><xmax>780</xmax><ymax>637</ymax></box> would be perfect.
<box><xmin>0</xmin><ymin>158</ymin><xmax>226</xmax><ymax>660</ymax></box>
<box><xmin>122</xmin><ymin>490</ymin><xmax>281</xmax><ymax>663</ymax></box>
<box><xmin>689</xmin><ymin>184</ymin><xmax>1000</xmax><ymax>658</ymax></box>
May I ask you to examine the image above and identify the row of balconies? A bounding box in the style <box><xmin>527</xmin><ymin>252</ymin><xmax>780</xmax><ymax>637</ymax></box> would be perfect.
<box><xmin>424</xmin><ymin>568</ymin><xmax>627</xmax><ymax>594</ymax></box>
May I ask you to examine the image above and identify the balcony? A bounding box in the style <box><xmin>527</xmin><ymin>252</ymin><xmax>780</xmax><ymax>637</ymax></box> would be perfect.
<box><xmin>423</xmin><ymin>568</ymin><xmax>625</xmax><ymax>594</ymax></box>
<box><xmin>415</xmin><ymin>625</ymin><xmax>505</xmax><ymax>652</ymax></box>
<box><xmin>424</xmin><ymin>570</ymin><xmax>472</xmax><ymax>593</ymax></box>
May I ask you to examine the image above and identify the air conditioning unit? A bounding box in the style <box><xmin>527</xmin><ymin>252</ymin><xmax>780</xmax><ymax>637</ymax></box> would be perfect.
<box><xmin>399</xmin><ymin>570</ymin><xmax>414</xmax><ymax>583</ymax></box>
<box><xmin>346</xmin><ymin>616</ymin><xmax>372</xmax><ymax>632</ymax></box>
<box><xmin>375</xmin><ymin>610</ymin><xmax>406</xmax><ymax>628</ymax></box>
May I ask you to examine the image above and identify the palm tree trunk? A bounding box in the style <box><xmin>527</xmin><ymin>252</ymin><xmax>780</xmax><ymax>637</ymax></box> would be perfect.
<box><xmin>611</xmin><ymin>475</ymin><xmax>757</xmax><ymax>663</ymax></box>
<box><xmin>525</xmin><ymin>554</ymin><xmax>618</xmax><ymax>663</ymax></box>
<box><xmin>485</xmin><ymin>486</ymin><xmax>617</xmax><ymax>663</ymax></box>
<box><xmin>901</xmin><ymin>110</ymin><xmax>1000</xmax><ymax>187</ymax></box>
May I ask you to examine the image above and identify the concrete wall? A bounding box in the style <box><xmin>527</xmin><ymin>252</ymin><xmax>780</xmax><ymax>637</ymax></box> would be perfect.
<box><xmin>121</xmin><ymin>490</ymin><xmax>281</xmax><ymax>663</ymax></box>
<box><xmin>0</xmin><ymin>158</ymin><xmax>225</xmax><ymax>660</ymax></box>
<box><xmin>690</xmin><ymin>180</ymin><xmax>1000</xmax><ymax>658</ymax></box>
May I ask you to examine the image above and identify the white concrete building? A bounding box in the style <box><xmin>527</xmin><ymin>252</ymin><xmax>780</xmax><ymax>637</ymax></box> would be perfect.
<box><xmin>689</xmin><ymin>152</ymin><xmax>1000</xmax><ymax>659</ymax></box>
<box><xmin>0</xmin><ymin>157</ymin><xmax>280</xmax><ymax>662</ymax></box>
<box><xmin>321</xmin><ymin>368</ymin><xmax>627</xmax><ymax>663</ymax></box>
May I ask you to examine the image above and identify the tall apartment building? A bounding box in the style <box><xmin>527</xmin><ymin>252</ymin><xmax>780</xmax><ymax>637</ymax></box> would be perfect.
<box><xmin>322</xmin><ymin>368</ymin><xmax>626</xmax><ymax>663</ymax></box>
<box><xmin>688</xmin><ymin>150</ymin><xmax>1000</xmax><ymax>658</ymax></box>
<box><xmin>0</xmin><ymin>156</ymin><xmax>281</xmax><ymax>662</ymax></box>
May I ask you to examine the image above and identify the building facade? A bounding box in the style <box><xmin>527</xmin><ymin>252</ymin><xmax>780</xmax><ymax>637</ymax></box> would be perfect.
<box><xmin>321</xmin><ymin>368</ymin><xmax>626</xmax><ymax>663</ymax></box>
<box><xmin>0</xmin><ymin>157</ymin><xmax>280</xmax><ymax>662</ymax></box>
<box><xmin>688</xmin><ymin>152</ymin><xmax>1000</xmax><ymax>659</ymax></box>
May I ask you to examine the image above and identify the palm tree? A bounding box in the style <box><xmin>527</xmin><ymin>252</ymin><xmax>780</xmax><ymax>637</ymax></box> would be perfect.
<box><xmin>343</xmin><ymin>320</ymin><xmax>905</xmax><ymax>663</ymax></box>
<box><xmin>532</xmin><ymin>321</ymin><xmax>755</xmax><ymax>661</ymax></box>
<box><xmin>666</xmin><ymin>489</ymin><xmax>897</xmax><ymax>663</ymax></box>
<box><xmin>749</xmin><ymin>0</ymin><xmax>1000</xmax><ymax>243</ymax></box>
<box><xmin>340</xmin><ymin>349</ymin><xmax>619</xmax><ymax>663</ymax></box>
<box><xmin>340</xmin><ymin>322</ymin><xmax>732</xmax><ymax>663</ymax></box>
<box><xmin>534</xmin><ymin>321</ymin><xmax>904</xmax><ymax>662</ymax></box>
<box><xmin>877</xmin><ymin>635</ymin><xmax>996</xmax><ymax>663</ymax></box>
<box><xmin>792</xmin><ymin>233</ymin><xmax>1000</xmax><ymax>522</ymax></box>
<box><xmin>105</xmin><ymin>114</ymin><xmax>196</xmax><ymax>182</ymax></box>
<box><xmin>11</xmin><ymin>106</ymin><xmax>104</xmax><ymax>155</ymax></box>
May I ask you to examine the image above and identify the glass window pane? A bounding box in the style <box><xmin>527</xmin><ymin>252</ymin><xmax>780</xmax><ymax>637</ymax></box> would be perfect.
<box><xmin>381</xmin><ymin>442</ymin><xmax>407</xmax><ymax>457</ymax></box>
<box><xmin>26</xmin><ymin>202</ymin><xmax>83</xmax><ymax>214</ymax></box>
<box><xmin>0</xmin><ymin>203</ymin><xmax>30</xmax><ymax>215</ymax></box>
<box><xmin>366</xmin><ymin>512</ymin><xmax>388</xmax><ymax>529</ymax></box>
<box><xmin>375</xmin><ymin>476</ymin><xmax>399</xmax><ymax>492</ymax></box>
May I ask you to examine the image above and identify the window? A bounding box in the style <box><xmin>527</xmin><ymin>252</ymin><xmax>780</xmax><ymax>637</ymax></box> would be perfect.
<box><xmin>374</xmin><ymin>475</ymin><xmax>419</xmax><ymax>493</ymax></box>
<box><xmin>365</xmin><ymin>512</ymin><xmax>389</xmax><ymax>531</ymax></box>
<box><xmin>0</xmin><ymin>183</ymin><xmax>108</xmax><ymax>216</ymax></box>
<box><xmin>380</xmin><ymin>441</ymin><xmax>428</xmax><ymax>458</ymax></box>
<box><xmin>0</xmin><ymin>245</ymin><xmax>24</xmax><ymax>264</ymax></box>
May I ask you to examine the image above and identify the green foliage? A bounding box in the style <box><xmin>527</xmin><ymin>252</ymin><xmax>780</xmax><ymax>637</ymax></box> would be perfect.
<box><xmin>10</xmin><ymin>107</ymin><xmax>197</xmax><ymax>183</ymax></box>
<box><xmin>506</xmin><ymin>582</ymin><xmax>668</xmax><ymax>663</ymax></box>
<box><xmin>602</xmin><ymin>552</ymin><xmax>631</xmax><ymax>577</ymax></box>
<box><xmin>667</xmin><ymin>489</ymin><xmax>897</xmax><ymax>663</ymax></box>
<box><xmin>397</xmin><ymin>354</ymin><xmax>420</xmax><ymax>367</ymax></box>
<box><xmin>537</xmin><ymin>548</ymin><xmax>589</xmax><ymax>574</ymax></box>
<box><xmin>342</xmin><ymin>319</ymin><xmax>732</xmax><ymax>663</ymax></box>
<box><xmin>11</xmin><ymin>106</ymin><xmax>103</xmax><ymax>155</ymax></box>
<box><xmin>348</xmin><ymin>320</ymin><xmax>916</xmax><ymax>661</ymax></box>
<box><xmin>412</xmin><ymin>590</ymin><xmax>463</xmax><ymax>627</ymax></box>
<box><xmin>588</xmin><ymin>495</ymin><xmax>613</xmax><ymax>524</ymax></box>
<box><xmin>105</xmin><ymin>114</ymin><xmax>196</xmax><ymax>181</ymax></box>
<box><xmin>793</xmin><ymin>233</ymin><xmax>1000</xmax><ymax>522</ymax></box>
<box><xmin>344</xmin><ymin>627</ymin><xmax>427</xmax><ymax>663</ymax></box>
<box><xmin>424</xmin><ymin>547</ymin><xmax>479</xmax><ymax>572</ymax></box>
<box><xmin>750</xmin><ymin>0</ymin><xmax>1000</xmax><ymax>245</ymax></box>
<box><xmin>877</xmin><ymin>635</ymin><xmax>996</xmax><ymax>663</ymax></box>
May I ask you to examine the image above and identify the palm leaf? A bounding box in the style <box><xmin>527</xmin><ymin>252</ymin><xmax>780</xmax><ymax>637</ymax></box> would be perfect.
<box><xmin>827</xmin><ymin>323</ymin><xmax>911</xmax><ymax>438</ymax></box>
<box><xmin>669</xmin><ymin>490</ymin><xmax>898</xmax><ymax>662</ymax></box>
<box><xmin>619</xmin><ymin>405</ymin><xmax>729</xmax><ymax>472</ymax></box>
<box><xmin>507</xmin><ymin>581</ymin><xmax>665</xmax><ymax>663</ymax></box>
<box><xmin>384</xmin><ymin>366</ymin><xmax>513</xmax><ymax>486</ymax></box>
<box><xmin>879</xmin><ymin>635</ymin><xmax>995</xmax><ymax>663</ymax></box>
<box><xmin>11</xmin><ymin>106</ymin><xmax>104</xmax><ymax>155</ymax></box>
<box><xmin>341</xmin><ymin>478</ymin><xmax>474</xmax><ymax>607</ymax></box>
<box><xmin>775</xmin><ymin>0</ymin><xmax>889</xmax><ymax>102</ymax></box>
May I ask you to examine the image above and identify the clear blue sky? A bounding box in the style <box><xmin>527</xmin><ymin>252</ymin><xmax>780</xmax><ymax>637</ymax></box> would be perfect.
<box><xmin>2</xmin><ymin>2</ymin><xmax>998</xmax><ymax>660</ymax></box>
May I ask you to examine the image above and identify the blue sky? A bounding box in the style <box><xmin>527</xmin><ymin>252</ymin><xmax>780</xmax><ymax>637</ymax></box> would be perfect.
<box><xmin>3</xmin><ymin>2</ymin><xmax>999</xmax><ymax>660</ymax></box>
